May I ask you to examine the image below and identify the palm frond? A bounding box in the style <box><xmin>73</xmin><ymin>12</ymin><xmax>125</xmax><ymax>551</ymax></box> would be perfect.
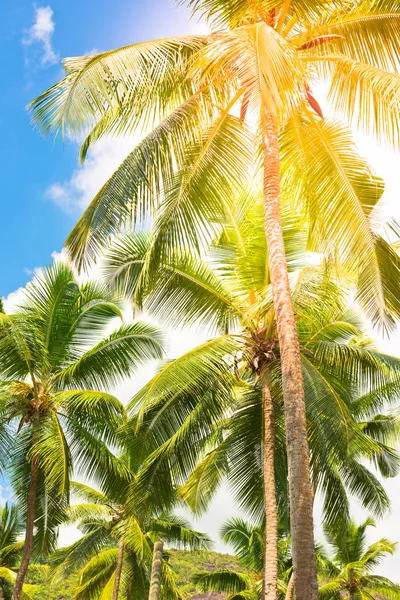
<box><xmin>329</xmin><ymin>58</ymin><xmax>400</xmax><ymax>149</ymax></box>
<box><xmin>56</xmin><ymin>322</ymin><xmax>164</xmax><ymax>389</ymax></box>
<box><xmin>192</xmin><ymin>569</ymin><xmax>250</xmax><ymax>594</ymax></box>
<box><xmin>29</xmin><ymin>35</ymin><xmax>209</xmax><ymax>138</ymax></box>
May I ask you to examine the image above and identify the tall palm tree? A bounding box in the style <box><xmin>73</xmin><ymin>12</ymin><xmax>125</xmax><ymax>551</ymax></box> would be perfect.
<box><xmin>0</xmin><ymin>262</ymin><xmax>164</xmax><ymax>600</ymax></box>
<box><xmin>105</xmin><ymin>205</ymin><xmax>400</xmax><ymax>596</ymax></box>
<box><xmin>30</xmin><ymin>3</ymin><xmax>400</xmax><ymax>596</ymax></box>
<box><xmin>319</xmin><ymin>517</ymin><xmax>400</xmax><ymax>600</ymax></box>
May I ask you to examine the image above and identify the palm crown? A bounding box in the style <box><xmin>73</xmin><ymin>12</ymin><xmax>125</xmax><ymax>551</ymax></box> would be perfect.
<box><xmin>52</xmin><ymin>446</ymin><xmax>212</xmax><ymax>600</ymax></box>
<box><xmin>319</xmin><ymin>517</ymin><xmax>400</xmax><ymax>600</ymax></box>
<box><xmin>29</xmin><ymin>1</ymin><xmax>400</xmax><ymax>328</ymax></box>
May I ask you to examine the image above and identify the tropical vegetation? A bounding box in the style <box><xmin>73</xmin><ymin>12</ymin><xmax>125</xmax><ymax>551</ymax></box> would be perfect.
<box><xmin>0</xmin><ymin>1</ymin><xmax>399</xmax><ymax>599</ymax></box>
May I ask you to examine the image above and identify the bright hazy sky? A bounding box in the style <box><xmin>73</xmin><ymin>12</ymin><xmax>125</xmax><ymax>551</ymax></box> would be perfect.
<box><xmin>2</xmin><ymin>0</ymin><xmax>400</xmax><ymax>578</ymax></box>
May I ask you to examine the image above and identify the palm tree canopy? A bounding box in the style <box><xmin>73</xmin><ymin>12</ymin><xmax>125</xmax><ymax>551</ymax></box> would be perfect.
<box><xmin>319</xmin><ymin>516</ymin><xmax>400</xmax><ymax>600</ymax></box>
<box><xmin>52</xmin><ymin>450</ymin><xmax>212</xmax><ymax>600</ymax></box>
<box><xmin>28</xmin><ymin>1</ymin><xmax>400</xmax><ymax>333</ymax></box>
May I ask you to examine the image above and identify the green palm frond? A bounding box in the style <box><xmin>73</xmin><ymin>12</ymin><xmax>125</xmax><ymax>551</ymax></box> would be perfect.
<box><xmin>58</xmin><ymin>390</ymin><xmax>126</xmax><ymax>445</ymax></box>
<box><xmin>148</xmin><ymin>515</ymin><xmax>212</xmax><ymax>550</ymax></box>
<box><xmin>75</xmin><ymin>548</ymin><xmax>118</xmax><ymax>600</ymax></box>
<box><xmin>192</xmin><ymin>569</ymin><xmax>251</xmax><ymax>594</ymax></box>
<box><xmin>104</xmin><ymin>231</ymin><xmax>241</xmax><ymax>332</ymax></box>
<box><xmin>129</xmin><ymin>334</ymin><xmax>240</xmax><ymax>421</ymax></box>
<box><xmin>70</xmin><ymin>482</ymin><xmax>110</xmax><ymax>505</ymax></box>
<box><xmin>179</xmin><ymin>442</ymin><xmax>230</xmax><ymax>515</ymax></box>
<box><xmin>56</xmin><ymin>322</ymin><xmax>164</xmax><ymax>389</ymax></box>
<box><xmin>66</xmin><ymin>503</ymin><xmax>112</xmax><ymax>524</ymax></box>
<box><xmin>29</xmin><ymin>413</ymin><xmax>72</xmax><ymax>496</ymax></box>
<box><xmin>221</xmin><ymin>517</ymin><xmax>264</xmax><ymax>572</ymax></box>
<box><xmin>51</xmin><ymin>523</ymin><xmax>112</xmax><ymax>579</ymax></box>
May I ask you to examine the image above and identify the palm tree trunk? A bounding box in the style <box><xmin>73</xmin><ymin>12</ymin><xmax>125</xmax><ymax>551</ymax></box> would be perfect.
<box><xmin>261</xmin><ymin>377</ymin><xmax>278</xmax><ymax>600</ymax></box>
<box><xmin>285</xmin><ymin>573</ymin><xmax>294</xmax><ymax>600</ymax></box>
<box><xmin>112</xmin><ymin>540</ymin><xmax>124</xmax><ymax>600</ymax></box>
<box><xmin>261</xmin><ymin>111</ymin><xmax>318</xmax><ymax>600</ymax></box>
<box><xmin>148</xmin><ymin>539</ymin><xmax>163</xmax><ymax>600</ymax></box>
<box><xmin>11</xmin><ymin>458</ymin><xmax>39</xmax><ymax>600</ymax></box>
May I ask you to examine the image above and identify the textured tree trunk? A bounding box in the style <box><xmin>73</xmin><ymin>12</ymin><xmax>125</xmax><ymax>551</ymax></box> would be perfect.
<box><xmin>11</xmin><ymin>459</ymin><xmax>39</xmax><ymax>600</ymax></box>
<box><xmin>261</xmin><ymin>377</ymin><xmax>279</xmax><ymax>600</ymax></box>
<box><xmin>261</xmin><ymin>111</ymin><xmax>318</xmax><ymax>600</ymax></box>
<box><xmin>285</xmin><ymin>573</ymin><xmax>295</xmax><ymax>600</ymax></box>
<box><xmin>112</xmin><ymin>540</ymin><xmax>124</xmax><ymax>600</ymax></box>
<box><xmin>148</xmin><ymin>540</ymin><xmax>163</xmax><ymax>600</ymax></box>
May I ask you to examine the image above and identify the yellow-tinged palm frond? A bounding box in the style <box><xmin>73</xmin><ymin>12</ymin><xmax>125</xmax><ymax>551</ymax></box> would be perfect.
<box><xmin>29</xmin><ymin>35</ymin><xmax>210</xmax><ymax>138</ymax></box>
<box><xmin>279</xmin><ymin>111</ymin><xmax>400</xmax><ymax>329</ymax></box>
<box><xmin>301</xmin><ymin>1</ymin><xmax>400</xmax><ymax>72</ymax></box>
<box><xmin>143</xmin><ymin>113</ymin><xmax>254</xmax><ymax>275</ymax></box>
<box><xmin>66</xmin><ymin>95</ymin><xmax>239</xmax><ymax>269</ymax></box>
<box><xmin>181</xmin><ymin>0</ymin><xmax>343</xmax><ymax>29</ymax></box>
<box><xmin>329</xmin><ymin>58</ymin><xmax>400</xmax><ymax>148</ymax></box>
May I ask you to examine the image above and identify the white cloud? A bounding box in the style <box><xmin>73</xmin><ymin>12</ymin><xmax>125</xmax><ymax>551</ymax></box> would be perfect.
<box><xmin>46</xmin><ymin>138</ymin><xmax>138</xmax><ymax>214</ymax></box>
<box><xmin>24</xmin><ymin>5</ymin><xmax>59</xmax><ymax>66</ymax></box>
<box><xmin>3</xmin><ymin>287</ymin><xmax>26</xmax><ymax>313</ymax></box>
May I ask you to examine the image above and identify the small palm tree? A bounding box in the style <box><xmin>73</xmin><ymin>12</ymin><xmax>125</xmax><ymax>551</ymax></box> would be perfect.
<box><xmin>193</xmin><ymin>518</ymin><xmax>269</xmax><ymax>600</ymax></box>
<box><xmin>52</xmin><ymin>472</ymin><xmax>211</xmax><ymax>599</ymax></box>
<box><xmin>319</xmin><ymin>517</ymin><xmax>400</xmax><ymax>600</ymax></box>
<box><xmin>0</xmin><ymin>262</ymin><xmax>164</xmax><ymax>600</ymax></box>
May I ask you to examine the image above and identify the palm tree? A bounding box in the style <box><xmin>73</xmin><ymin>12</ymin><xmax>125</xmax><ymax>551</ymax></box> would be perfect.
<box><xmin>0</xmin><ymin>262</ymin><xmax>164</xmax><ymax>600</ymax></box>
<box><xmin>30</xmin><ymin>3</ymin><xmax>400</xmax><ymax>596</ymax></box>
<box><xmin>105</xmin><ymin>206</ymin><xmax>400</xmax><ymax>596</ymax></box>
<box><xmin>319</xmin><ymin>517</ymin><xmax>400</xmax><ymax>600</ymax></box>
<box><xmin>52</xmin><ymin>475</ymin><xmax>211</xmax><ymax>599</ymax></box>
<box><xmin>193</xmin><ymin>518</ymin><xmax>275</xmax><ymax>600</ymax></box>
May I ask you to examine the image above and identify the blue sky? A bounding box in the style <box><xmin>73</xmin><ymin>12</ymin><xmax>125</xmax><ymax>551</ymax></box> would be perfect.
<box><xmin>0</xmin><ymin>0</ymin><xmax>201</xmax><ymax>296</ymax></box>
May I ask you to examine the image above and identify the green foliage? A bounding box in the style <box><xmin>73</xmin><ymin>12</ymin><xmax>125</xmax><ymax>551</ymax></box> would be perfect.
<box><xmin>26</xmin><ymin>550</ymin><xmax>245</xmax><ymax>599</ymax></box>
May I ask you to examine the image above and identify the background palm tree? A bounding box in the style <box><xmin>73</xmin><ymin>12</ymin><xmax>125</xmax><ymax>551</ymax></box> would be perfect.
<box><xmin>0</xmin><ymin>262</ymin><xmax>164</xmax><ymax>600</ymax></box>
<box><xmin>52</xmin><ymin>460</ymin><xmax>211</xmax><ymax>600</ymax></box>
<box><xmin>30</xmin><ymin>2</ymin><xmax>400</xmax><ymax>596</ymax></box>
<box><xmin>319</xmin><ymin>517</ymin><xmax>400</xmax><ymax>600</ymax></box>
